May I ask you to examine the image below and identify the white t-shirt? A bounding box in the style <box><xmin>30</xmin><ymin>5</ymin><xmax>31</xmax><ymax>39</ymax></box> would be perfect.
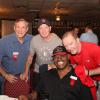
<box><xmin>30</xmin><ymin>33</ymin><xmax>62</xmax><ymax>72</ymax></box>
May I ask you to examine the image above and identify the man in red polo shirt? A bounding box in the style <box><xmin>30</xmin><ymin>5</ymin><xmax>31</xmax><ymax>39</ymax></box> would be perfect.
<box><xmin>62</xmin><ymin>30</ymin><xmax>100</xmax><ymax>100</ymax></box>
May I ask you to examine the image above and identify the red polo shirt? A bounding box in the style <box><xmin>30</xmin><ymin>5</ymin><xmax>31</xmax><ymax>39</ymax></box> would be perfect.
<box><xmin>70</xmin><ymin>42</ymin><xmax>100</xmax><ymax>80</ymax></box>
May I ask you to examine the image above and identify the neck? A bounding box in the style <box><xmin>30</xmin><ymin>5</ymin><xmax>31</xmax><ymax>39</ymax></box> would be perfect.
<box><xmin>87</xmin><ymin>29</ymin><xmax>92</xmax><ymax>33</ymax></box>
<box><xmin>58</xmin><ymin>66</ymin><xmax>71</xmax><ymax>79</ymax></box>
<box><xmin>43</xmin><ymin>33</ymin><xmax>53</xmax><ymax>42</ymax></box>
<box><xmin>17</xmin><ymin>37</ymin><xmax>24</xmax><ymax>44</ymax></box>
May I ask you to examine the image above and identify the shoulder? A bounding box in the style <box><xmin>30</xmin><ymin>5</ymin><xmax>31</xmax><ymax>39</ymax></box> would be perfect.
<box><xmin>41</xmin><ymin>69</ymin><xmax>57</xmax><ymax>78</ymax></box>
<box><xmin>81</xmin><ymin>42</ymin><xmax>99</xmax><ymax>48</ymax></box>
<box><xmin>80</xmin><ymin>33</ymin><xmax>86</xmax><ymax>36</ymax></box>
<box><xmin>31</xmin><ymin>34</ymin><xmax>40</xmax><ymax>41</ymax></box>
<box><xmin>26</xmin><ymin>34</ymin><xmax>33</xmax><ymax>38</ymax></box>
<box><xmin>52</xmin><ymin>33</ymin><xmax>61</xmax><ymax>39</ymax></box>
<box><xmin>25</xmin><ymin>34</ymin><xmax>33</xmax><ymax>42</ymax></box>
<box><xmin>52</xmin><ymin>33</ymin><xmax>62</xmax><ymax>43</ymax></box>
<box><xmin>0</xmin><ymin>33</ymin><xmax>14</xmax><ymax>43</ymax></box>
<box><xmin>30</xmin><ymin>34</ymin><xmax>41</xmax><ymax>46</ymax></box>
<box><xmin>82</xmin><ymin>42</ymin><xmax>100</xmax><ymax>51</ymax></box>
<box><xmin>80</xmin><ymin>33</ymin><xmax>87</xmax><ymax>38</ymax></box>
<box><xmin>81</xmin><ymin>42</ymin><xmax>100</xmax><ymax>58</ymax></box>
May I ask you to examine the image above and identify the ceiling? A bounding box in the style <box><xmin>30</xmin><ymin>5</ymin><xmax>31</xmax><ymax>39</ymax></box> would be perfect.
<box><xmin>0</xmin><ymin>0</ymin><xmax>100</xmax><ymax>21</ymax></box>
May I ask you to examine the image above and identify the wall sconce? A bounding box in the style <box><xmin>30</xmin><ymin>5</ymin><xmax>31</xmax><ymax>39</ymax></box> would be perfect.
<box><xmin>56</xmin><ymin>16</ymin><xmax>60</xmax><ymax>21</ymax></box>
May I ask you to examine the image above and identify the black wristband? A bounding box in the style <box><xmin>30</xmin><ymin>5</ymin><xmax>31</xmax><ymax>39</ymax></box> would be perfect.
<box><xmin>88</xmin><ymin>70</ymin><xmax>89</xmax><ymax>76</ymax></box>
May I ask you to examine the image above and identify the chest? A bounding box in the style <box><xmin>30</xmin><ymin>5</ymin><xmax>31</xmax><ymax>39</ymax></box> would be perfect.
<box><xmin>4</xmin><ymin>42</ymin><xmax>29</xmax><ymax>59</ymax></box>
<box><xmin>44</xmin><ymin>75</ymin><xmax>80</xmax><ymax>94</ymax></box>
<box><xmin>71</xmin><ymin>53</ymin><xmax>97</xmax><ymax>69</ymax></box>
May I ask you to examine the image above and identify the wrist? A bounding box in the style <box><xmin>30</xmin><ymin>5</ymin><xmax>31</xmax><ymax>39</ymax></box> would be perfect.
<box><xmin>88</xmin><ymin>70</ymin><xmax>89</xmax><ymax>76</ymax></box>
<box><xmin>3</xmin><ymin>73</ymin><xmax>8</xmax><ymax>79</ymax></box>
<box><xmin>24</xmin><ymin>71</ymin><xmax>28</xmax><ymax>76</ymax></box>
<box><xmin>24</xmin><ymin>70</ymin><xmax>28</xmax><ymax>75</ymax></box>
<box><xmin>88</xmin><ymin>70</ymin><xmax>93</xmax><ymax>76</ymax></box>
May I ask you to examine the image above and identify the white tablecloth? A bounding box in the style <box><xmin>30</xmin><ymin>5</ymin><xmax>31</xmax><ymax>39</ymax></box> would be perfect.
<box><xmin>0</xmin><ymin>95</ymin><xmax>18</xmax><ymax>100</ymax></box>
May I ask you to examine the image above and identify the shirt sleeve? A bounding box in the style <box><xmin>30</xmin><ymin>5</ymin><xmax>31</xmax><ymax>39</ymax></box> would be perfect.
<box><xmin>0</xmin><ymin>40</ymin><xmax>5</xmax><ymax>67</ymax></box>
<box><xmin>30</xmin><ymin>38</ymin><xmax>36</xmax><ymax>56</ymax></box>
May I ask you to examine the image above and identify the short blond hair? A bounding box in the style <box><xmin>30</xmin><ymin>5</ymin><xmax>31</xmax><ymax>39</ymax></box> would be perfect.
<box><xmin>62</xmin><ymin>30</ymin><xmax>78</xmax><ymax>39</ymax></box>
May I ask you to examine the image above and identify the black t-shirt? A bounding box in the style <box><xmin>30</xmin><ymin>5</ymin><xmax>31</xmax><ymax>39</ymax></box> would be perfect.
<box><xmin>36</xmin><ymin>68</ymin><xmax>93</xmax><ymax>100</ymax></box>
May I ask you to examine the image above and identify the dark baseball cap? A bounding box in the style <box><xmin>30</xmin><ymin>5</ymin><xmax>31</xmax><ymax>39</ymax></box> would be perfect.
<box><xmin>37</xmin><ymin>18</ymin><xmax>50</xmax><ymax>28</ymax></box>
<box><xmin>53</xmin><ymin>46</ymin><xmax>68</xmax><ymax>56</ymax></box>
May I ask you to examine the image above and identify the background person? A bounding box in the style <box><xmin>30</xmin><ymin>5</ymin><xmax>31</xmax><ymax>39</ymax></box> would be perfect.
<box><xmin>80</xmin><ymin>23</ymin><xmax>98</xmax><ymax>45</ymax></box>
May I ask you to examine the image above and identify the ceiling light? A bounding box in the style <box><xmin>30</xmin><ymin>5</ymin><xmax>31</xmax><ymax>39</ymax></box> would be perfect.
<box><xmin>56</xmin><ymin>16</ymin><xmax>60</xmax><ymax>21</ymax></box>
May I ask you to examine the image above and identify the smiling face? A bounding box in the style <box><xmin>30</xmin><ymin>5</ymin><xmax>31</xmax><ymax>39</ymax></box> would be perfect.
<box><xmin>62</xmin><ymin>31</ymin><xmax>80</xmax><ymax>55</ymax></box>
<box><xmin>38</xmin><ymin>24</ymin><xmax>51</xmax><ymax>39</ymax></box>
<box><xmin>53</xmin><ymin>55</ymin><xmax>68</xmax><ymax>70</ymax></box>
<box><xmin>14</xmin><ymin>19</ymin><xmax>29</xmax><ymax>39</ymax></box>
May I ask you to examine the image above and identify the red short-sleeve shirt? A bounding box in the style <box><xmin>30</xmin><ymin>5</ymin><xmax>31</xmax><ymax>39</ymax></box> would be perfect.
<box><xmin>70</xmin><ymin>42</ymin><xmax>100</xmax><ymax>80</ymax></box>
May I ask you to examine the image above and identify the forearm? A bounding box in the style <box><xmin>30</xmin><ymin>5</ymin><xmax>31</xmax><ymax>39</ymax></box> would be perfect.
<box><xmin>24</xmin><ymin>52</ymin><xmax>33</xmax><ymax>74</ymax></box>
<box><xmin>89</xmin><ymin>67</ymin><xmax>100</xmax><ymax>76</ymax></box>
<box><xmin>24</xmin><ymin>60</ymin><xmax>32</xmax><ymax>74</ymax></box>
<box><xmin>0</xmin><ymin>67</ymin><xmax>7</xmax><ymax>78</ymax></box>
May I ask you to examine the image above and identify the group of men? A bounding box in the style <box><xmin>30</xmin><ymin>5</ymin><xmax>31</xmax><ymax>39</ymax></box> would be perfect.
<box><xmin>0</xmin><ymin>18</ymin><xmax>100</xmax><ymax>100</ymax></box>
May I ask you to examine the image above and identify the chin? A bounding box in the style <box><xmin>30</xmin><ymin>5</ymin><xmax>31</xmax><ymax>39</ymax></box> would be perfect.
<box><xmin>71</xmin><ymin>51</ymin><xmax>77</xmax><ymax>55</ymax></box>
<box><xmin>41</xmin><ymin>35</ymin><xmax>48</xmax><ymax>38</ymax></box>
<box><xmin>57</xmin><ymin>65</ymin><xmax>66</xmax><ymax>70</ymax></box>
<box><xmin>57</xmin><ymin>67</ymin><xmax>66</xmax><ymax>70</ymax></box>
<box><xmin>17</xmin><ymin>34</ymin><xmax>24</xmax><ymax>37</ymax></box>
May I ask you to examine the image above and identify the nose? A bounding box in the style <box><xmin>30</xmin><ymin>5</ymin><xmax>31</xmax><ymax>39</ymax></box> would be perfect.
<box><xmin>56</xmin><ymin>56</ymin><xmax>62</xmax><ymax>61</ymax></box>
<box><xmin>65</xmin><ymin>45</ymin><xmax>71</xmax><ymax>51</ymax></box>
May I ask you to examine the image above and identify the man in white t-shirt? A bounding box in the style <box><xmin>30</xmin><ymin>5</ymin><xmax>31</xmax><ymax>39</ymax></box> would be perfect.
<box><xmin>20</xmin><ymin>18</ymin><xmax>62</xmax><ymax>81</ymax></box>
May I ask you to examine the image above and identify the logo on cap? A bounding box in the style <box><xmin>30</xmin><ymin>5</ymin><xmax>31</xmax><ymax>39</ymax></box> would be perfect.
<box><xmin>53</xmin><ymin>46</ymin><xmax>67</xmax><ymax>56</ymax></box>
<box><xmin>37</xmin><ymin>18</ymin><xmax>50</xmax><ymax>28</ymax></box>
